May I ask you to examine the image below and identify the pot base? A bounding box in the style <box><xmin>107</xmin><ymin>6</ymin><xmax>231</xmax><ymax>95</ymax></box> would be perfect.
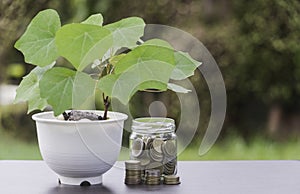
<box><xmin>58</xmin><ymin>175</ymin><xmax>102</xmax><ymax>186</ymax></box>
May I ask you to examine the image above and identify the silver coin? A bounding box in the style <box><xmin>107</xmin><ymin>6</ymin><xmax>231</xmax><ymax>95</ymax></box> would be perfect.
<box><xmin>163</xmin><ymin>175</ymin><xmax>181</xmax><ymax>185</ymax></box>
<box><xmin>152</xmin><ymin>138</ymin><xmax>164</xmax><ymax>153</ymax></box>
<box><xmin>145</xmin><ymin>138</ymin><xmax>153</xmax><ymax>150</ymax></box>
<box><xmin>146</xmin><ymin>162</ymin><xmax>164</xmax><ymax>174</ymax></box>
<box><xmin>145</xmin><ymin>169</ymin><xmax>161</xmax><ymax>177</ymax></box>
<box><xmin>149</xmin><ymin>147</ymin><xmax>163</xmax><ymax>162</ymax></box>
<box><xmin>131</xmin><ymin>138</ymin><xmax>145</xmax><ymax>158</ymax></box>
<box><xmin>126</xmin><ymin>171</ymin><xmax>141</xmax><ymax>176</ymax></box>
<box><xmin>163</xmin><ymin>158</ymin><xmax>176</xmax><ymax>175</ymax></box>
<box><xmin>125</xmin><ymin>180</ymin><xmax>141</xmax><ymax>185</ymax></box>
<box><xmin>145</xmin><ymin>169</ymin><xmax>161</xmax><ymax>185</ymax></box>
<box><xmin>163</xmin><ymin>140</ymin><xmax>176</xmax><ymax>157</ymax></box>
<box><xmin>145</xmin><ymin>181</ymin><xmax>160</xmax><ymax>185</ymax></box>
<box><xmin>139</xmin><ymin>157</ymin><xmax>151</xmax><ymax>166</ymax></box>
<box><xmin>125</xmin><ymin>160</ymin><xmax>141</xmax><ymax>170</ymax></box>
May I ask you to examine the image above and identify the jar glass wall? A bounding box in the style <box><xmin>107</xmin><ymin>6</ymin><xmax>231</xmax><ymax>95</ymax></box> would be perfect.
<box><xmin>129</xmin><ymin>117</ymin><xmax>177</xmax><ymax>178</ymax></box>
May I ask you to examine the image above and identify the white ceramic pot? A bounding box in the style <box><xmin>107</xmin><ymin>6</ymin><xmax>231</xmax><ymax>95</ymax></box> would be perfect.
<box><xmin>32</xmin><ymin>110</ymin><xmax>128</xmax><ymax>185</ymax></box>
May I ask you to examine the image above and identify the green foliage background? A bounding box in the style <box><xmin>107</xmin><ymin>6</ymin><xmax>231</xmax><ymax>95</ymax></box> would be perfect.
<box><xmin>0</xmin><ymin>0</ymin><xmax>300</xmax><ymax>159</ymax></box>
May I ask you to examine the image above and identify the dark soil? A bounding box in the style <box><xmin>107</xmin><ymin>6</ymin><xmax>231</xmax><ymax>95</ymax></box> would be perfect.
<box><xmin>63</xmin><ymin>110</ymin><xmax>103</xmax><ymax>121</ymax></box>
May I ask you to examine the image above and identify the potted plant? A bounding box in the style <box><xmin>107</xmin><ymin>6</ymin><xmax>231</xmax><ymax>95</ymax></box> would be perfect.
<box><xmin>14</xmin><ymin>9</ymin><xmax>201</xmax><ymax>185</ymax></box>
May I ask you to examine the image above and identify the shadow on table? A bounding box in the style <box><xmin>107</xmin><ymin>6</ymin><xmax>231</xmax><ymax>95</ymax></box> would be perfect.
<box><xmin>47</xmin><ymin>184</ymin><xmax>115</xmax><ymax>194</ymax></box>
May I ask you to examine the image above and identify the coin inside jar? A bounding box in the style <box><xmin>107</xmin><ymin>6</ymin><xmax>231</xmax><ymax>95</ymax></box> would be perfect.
<box><xmin>163</xmin><ymin>160</ymin><xmax>176</xmax><ymax>175</ymax></box>
<box><xmin>138</xmin><ymin>154</ymin><xmax>151</xmax><ymax>166</ymax></box>
<box><xmin>145</xmin><ymin>137</ymin><xmax>154</xmax><ymax>150</ymax></box>
<box><xmin>146</xmin><ymin>162</ymin><xmax>164</xmax><ymax>174</ymax></box>
<box><xmin>163</xmin><ymin>140</ymin><xmax>176</xmax><ymax>157</ymax></box>
<box><xmin>129</xmin><ymin>117</ymin><xmax>178</xmax><ymax>183</ymax></box>
<box><xmin>149</xmin><ymin>148</ymin><xmax>163</xmax><ymax>162</ymax></box>
<box><xmin>131</xmin><ymin>138</ymin><xmax>145</xmax><ymax>158</ymax></box>
<box><xmin>152</xmin><ymin>138</ymin><xmax>164</xmax><ymax>153</ymax></box>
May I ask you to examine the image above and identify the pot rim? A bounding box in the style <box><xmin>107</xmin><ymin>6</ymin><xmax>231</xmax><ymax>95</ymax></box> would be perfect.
<box><xmin>32</xmin><ymin>110</ymin><xmax>128</xmax><ymax>124</ymax></box>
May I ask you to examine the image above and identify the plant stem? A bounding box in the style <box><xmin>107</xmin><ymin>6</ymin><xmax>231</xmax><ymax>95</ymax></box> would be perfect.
<box><xmin>103</xmin><ymin>93</ymin><xmax>110</xmax><ymax>120</ymax></box>
<box><xmin>62</xmin><ymin>111</ymin><xmax>69</xmax><ymax>120</ymax></box>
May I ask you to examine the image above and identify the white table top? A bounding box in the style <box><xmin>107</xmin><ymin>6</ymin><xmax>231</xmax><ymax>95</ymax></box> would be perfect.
<box><xmin>0</xmin><ymin>160</ymin><xmax>299</xmax><ymax>194</ymax></box>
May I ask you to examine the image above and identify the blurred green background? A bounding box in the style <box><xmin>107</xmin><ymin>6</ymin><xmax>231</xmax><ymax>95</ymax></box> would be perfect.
<box><xmin>0</xmin><ymin>0</ymin><xmax>300</xmax><ymax>160</ymax></box>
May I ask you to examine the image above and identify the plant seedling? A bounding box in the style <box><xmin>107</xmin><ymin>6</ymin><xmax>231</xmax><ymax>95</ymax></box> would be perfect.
<box><xmin>14</xmin><ymin>9</ymin><xmax>201</xmax><ymax>120</ymax></box>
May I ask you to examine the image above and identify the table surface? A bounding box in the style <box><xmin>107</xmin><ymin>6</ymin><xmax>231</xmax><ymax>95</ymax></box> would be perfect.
<box><xmin>0</xmin><ymin>160</ymin><xmax>300</xmax><ymax>194</ymax></box>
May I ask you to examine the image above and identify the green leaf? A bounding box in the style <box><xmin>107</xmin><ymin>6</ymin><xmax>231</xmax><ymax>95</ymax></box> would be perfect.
<box><xmin>138</xmin><ymin>81</ymin><xmax>167</xmax><ymax>91</ymax></box>
<box><xmin>14</xmin><ymin>73</ymin><xmax>46</xmax><ymax>113</ymax></box>
<box><xmin>55</xmin><ymin>24</ymin><xmax>113</xmax><ymax>71</ymax></box>
<box><xmin>171</xmin><ymin>51</ymin><xmax>202</xmax><ymax>80</ymax></box>
<box><xmin>142</xmin><ymin>39</ymin><xmax>173</xmax><ymax>48</ymax></box>
<box><xmin>40</xmin><ymin>67</ymin><xmax>96</xmax><ymax>116</ymax></box>
<box><xmin>97</xmin><ymin>74</ymin><xmax>119</xmax><ymax>97</ymax></box>
<box><xmin>14</xmin><ymin>9</ymin><xmax>61</xmax><ymax>67</ymax></box>
<box><xmin>14</xmin><ymin>63</ymin><xmax>55</xmax><ymax>113</ymax></box>
<box><xmin>72</xmin><ymin>71</ymin><xmax>97</xmax><ymax>110</ymax></box>
<box><xmin>167</xmin><ymin>83</ymin><xmax>191</xmax><ymax>93</ymax></box>
<box><xmin>82</xmin><ymin>13</ymin><xmax>103</xmax><ymax>26</ymax></box>
<box><xmin>104</xmin><ymin>17</ymin><xmax>145</xmax><ymax>49</ymax></box>
<box><xmin>98</xmin><ymin>61</ymin><xmax>174</xmax><ymax>104</ymax></box>
<box><xmin>114</xmin><ymin>39</ymin><xmax>175</xmax><ymax>74</ymax></box>
<box><xmin>97</xmin><ymin>39</ymin><xmax>176</xmax><ymax>104</ymax></box>
<box><xmin>109</xmin><ymin>54</ymin><xmax>126</xmax><ymax>66</ymax></box>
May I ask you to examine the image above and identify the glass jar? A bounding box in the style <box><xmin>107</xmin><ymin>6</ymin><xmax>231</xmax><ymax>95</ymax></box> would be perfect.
<box><xmin>129</xmin><ymin>117</ymin><xmax>177</xmax><ymax>177</ymax></box>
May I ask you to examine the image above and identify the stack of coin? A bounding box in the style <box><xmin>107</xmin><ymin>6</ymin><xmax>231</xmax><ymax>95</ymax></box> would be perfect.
<box><xmin>145</xmin><ymin>169</ymin><xmax>161</xmax><ymax>185</ymax></box>
<box><xmin>124</xmin><ymin>160</ymin><xmax>142</xmax><ymax>185</ymax></box>
<box><xmin>163</xmin><ymin>175</ymin><xmax>181</xmax><ymax>185</ymax></box>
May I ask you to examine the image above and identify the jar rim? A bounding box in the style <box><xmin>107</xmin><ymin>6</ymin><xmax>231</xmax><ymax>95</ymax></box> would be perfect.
<box><xmin>132</xmin><ymin>117</ymin><xmax>175</xmax><ymax>133</ymax></box>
